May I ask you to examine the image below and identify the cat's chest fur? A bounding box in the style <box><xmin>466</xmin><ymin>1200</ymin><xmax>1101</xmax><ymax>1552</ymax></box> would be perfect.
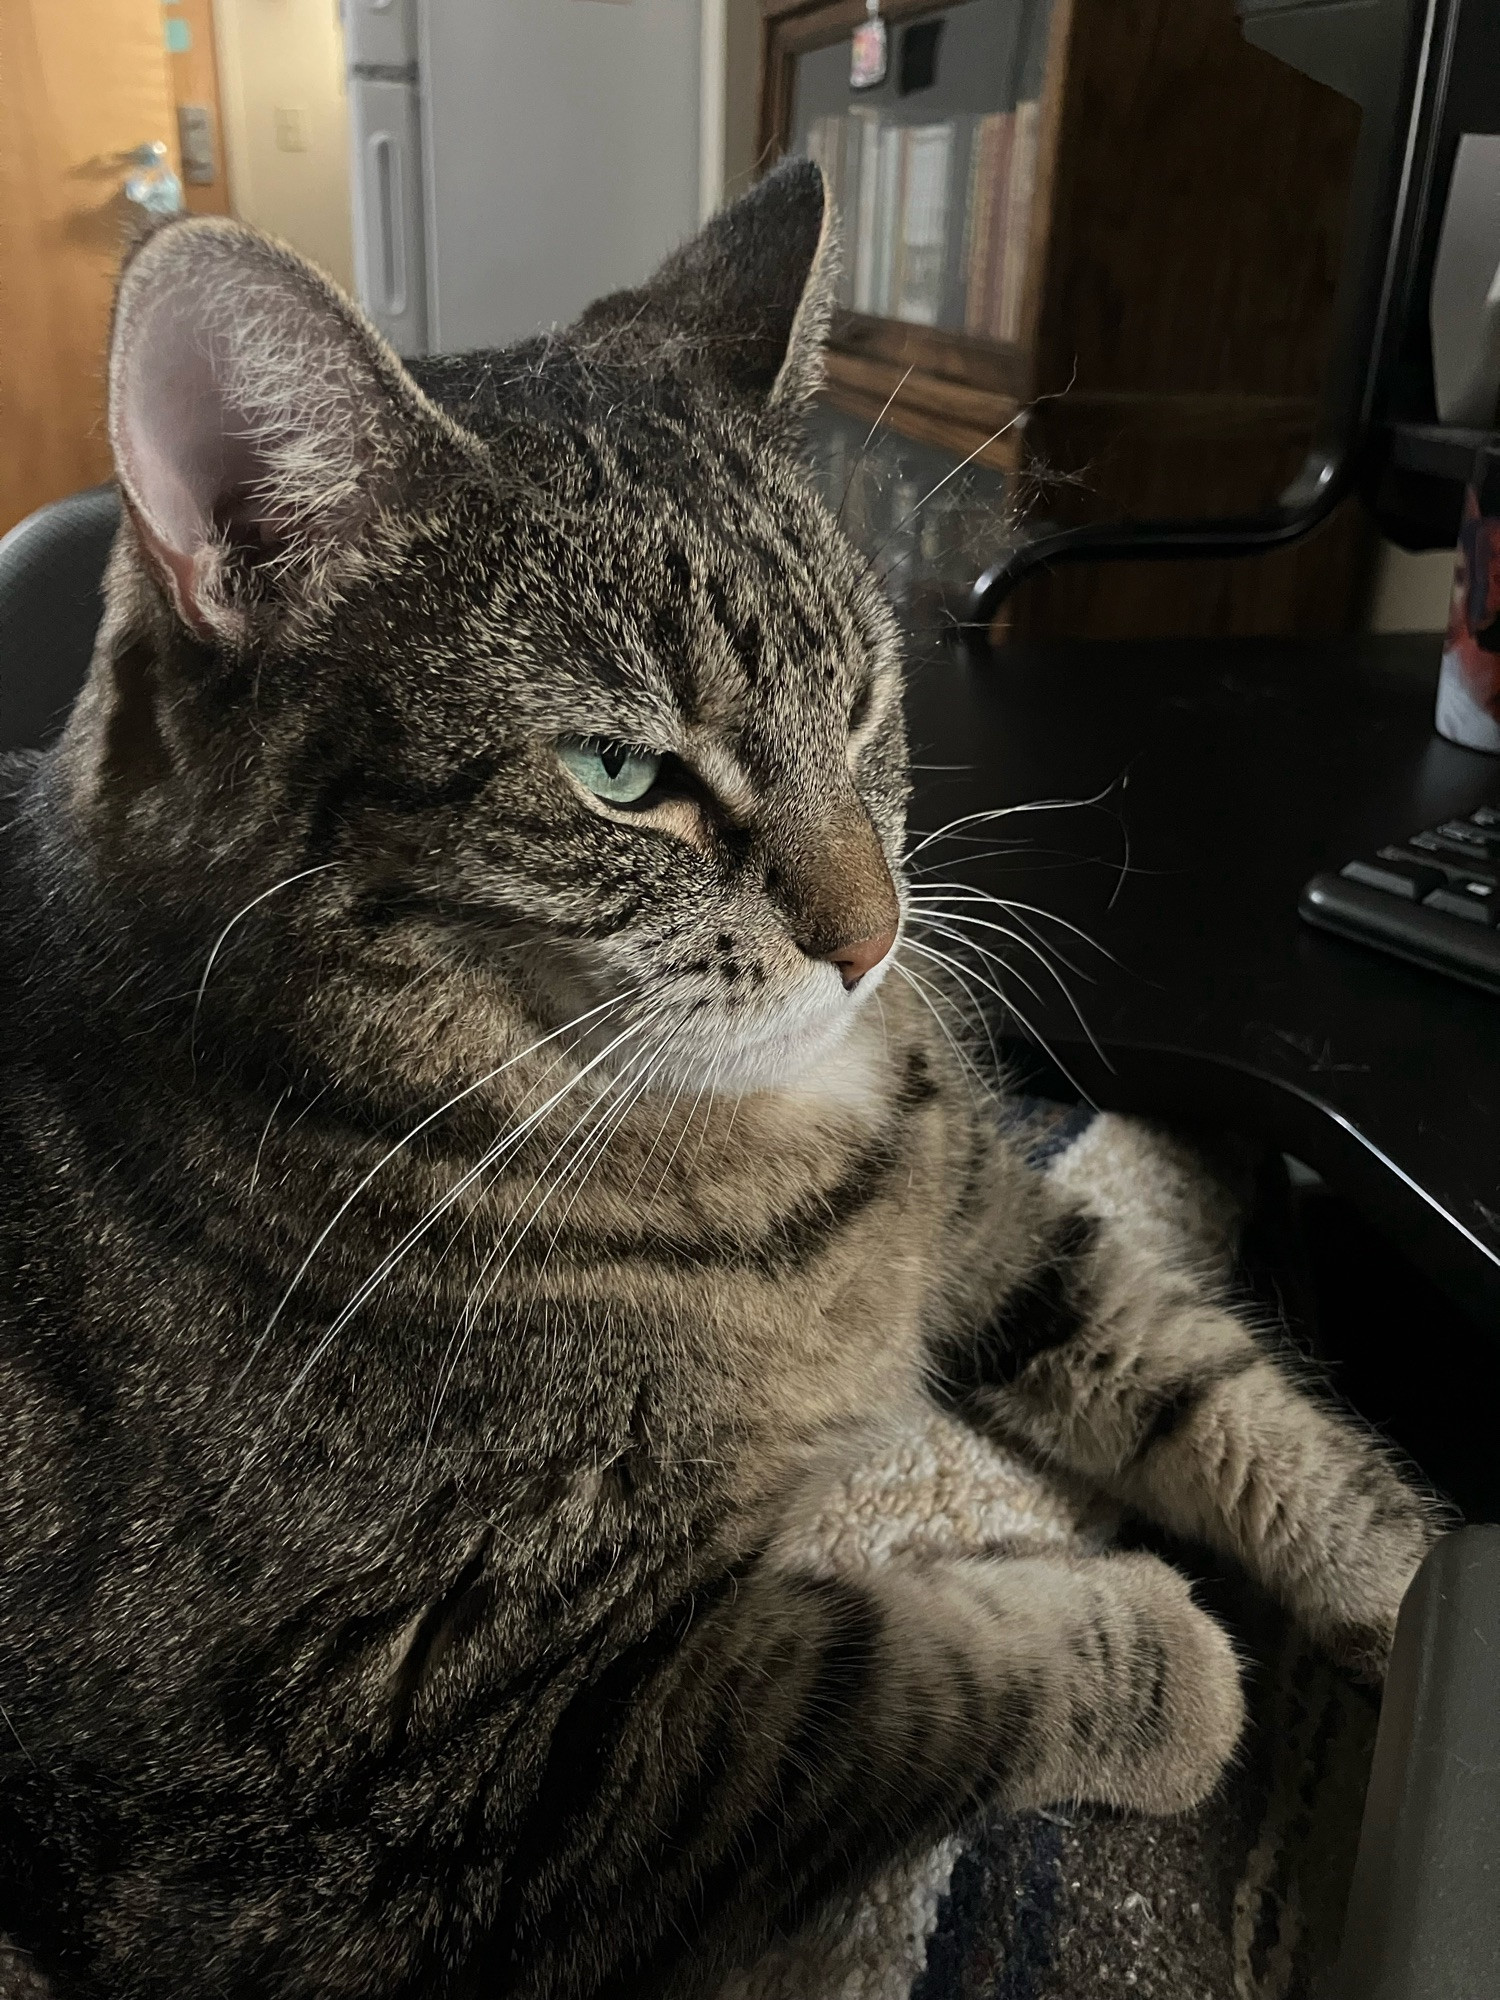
<box><xmin>341</xmin><ymin>1014</ymin><xmax>963</xmax><ymax>1520</ymax></box>
<box><xmin>0</xmin><ymin>998</ymin><xmax>968</xmax><ymax>1606</ymax></box>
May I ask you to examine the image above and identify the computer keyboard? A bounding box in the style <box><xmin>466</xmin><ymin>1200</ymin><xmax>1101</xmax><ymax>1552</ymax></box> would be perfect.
<box><xmin>1300</xmin><ymin>805</ymin><xmax>1500</xmax><ymax>995</ymax></box>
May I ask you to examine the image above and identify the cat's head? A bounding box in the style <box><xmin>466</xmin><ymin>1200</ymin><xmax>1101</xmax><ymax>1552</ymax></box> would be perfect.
<box><xmin>77</xmin><ymin>162</ymin><xmax>907</xmax><ymax>1099</ymax></box>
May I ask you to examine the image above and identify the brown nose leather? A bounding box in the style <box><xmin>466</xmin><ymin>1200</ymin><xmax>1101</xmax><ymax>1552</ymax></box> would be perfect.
<box><xmin>761</xmin><ymin>791</ymin><xmax>901</xmax><ymax>987</ymax></box>
<box><xmin>825</xmin><ymin>920</ymin><xmax>898</xmax><ymax>989</ymax></box>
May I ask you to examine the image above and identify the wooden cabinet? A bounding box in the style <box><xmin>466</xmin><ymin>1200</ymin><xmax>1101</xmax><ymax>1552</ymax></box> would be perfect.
<box><xmin>759</xmin><ymin>0</ymin><xmax>1377</xmax><ymax>638</ymax></box>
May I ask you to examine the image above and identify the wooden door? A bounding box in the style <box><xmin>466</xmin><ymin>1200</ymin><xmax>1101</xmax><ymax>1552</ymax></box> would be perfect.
<box><xmin>167</xmin><ymin>0</ymin><xmax>232</xmax><ymax>218</ymax></box>
<box><xmin>0</xmin><ymin>0</ymin><xmax>181</xmax><ymax>535</ymax></box>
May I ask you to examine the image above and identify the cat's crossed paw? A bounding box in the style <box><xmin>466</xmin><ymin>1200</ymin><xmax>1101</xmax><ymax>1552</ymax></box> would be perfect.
<box><xmin>955</xmin><ymin>1549</ymin><xmax>1246</xmax><ymax>1819</ymax></box>
<box><xmin>1075</xmin><ymin>1551</ymin><xmax>1248</xmax><ymax>1816</ymax></box>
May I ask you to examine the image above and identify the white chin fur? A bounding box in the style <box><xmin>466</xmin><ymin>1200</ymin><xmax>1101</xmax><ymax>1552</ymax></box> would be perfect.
<box><xmin>653</xmin><ymin>954</ymin><xmax>892</xmax><ymax>1099</ymax></box>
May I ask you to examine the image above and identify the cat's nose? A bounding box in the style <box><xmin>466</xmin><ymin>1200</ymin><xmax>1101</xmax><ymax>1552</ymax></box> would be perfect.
<box><xmin>824</xmin><ymin>920</ymin><xmax>898</xmax><ymax>989</ymax></box>
<box><xmin>760</xmin><ymin>792</ymin><xmax>901</xmax><ymax>987</ymax></box>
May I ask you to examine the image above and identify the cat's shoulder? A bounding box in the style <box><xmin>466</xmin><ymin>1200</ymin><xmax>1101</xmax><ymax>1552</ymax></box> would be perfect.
<box><xmin>0</xmin><ymin>748</ymin><xmax>40</xmax><ymax>813</ymax></box>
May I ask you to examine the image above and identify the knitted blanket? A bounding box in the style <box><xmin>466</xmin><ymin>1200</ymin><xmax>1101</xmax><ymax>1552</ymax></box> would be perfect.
<box><xmin>722</xmin><ymin>1106</ymin><xmax>1377</xmax><ymax>2000</ymax></box>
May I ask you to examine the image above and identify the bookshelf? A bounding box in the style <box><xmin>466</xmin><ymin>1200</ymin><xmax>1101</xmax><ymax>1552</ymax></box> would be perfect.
<box><xmin>759</xmin><ymin>0</ymin><xmax>1378</xmax><ymax>638</ymax></box>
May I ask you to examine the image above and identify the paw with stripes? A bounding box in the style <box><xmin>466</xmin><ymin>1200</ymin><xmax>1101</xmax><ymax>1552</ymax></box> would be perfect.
<box><xmin>1270</xmin><ymin>1451</ymin><xmax>1446</xmax><ymax>1685</ymax></box>
<box><xmin>926</xmin><ymin>1191</ymin><xmax>1445</xmax><ymax>1692</ymax></box>
<box><xmin>946</xmin><ymin>1549</ymin><xmax>1246</xmax><ymax>1818</ymax></box>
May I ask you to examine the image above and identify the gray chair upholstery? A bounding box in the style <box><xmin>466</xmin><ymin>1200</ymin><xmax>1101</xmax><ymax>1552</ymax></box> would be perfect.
<box><xmin>1335</xmin><ymin>1525</ymin><xmax>1500</xmax><ymax>2000</ymax></box>
<box><xmin>0</xmin><ymin>486</ymin><xmax>120</xmax><ymax>754</ymax></box>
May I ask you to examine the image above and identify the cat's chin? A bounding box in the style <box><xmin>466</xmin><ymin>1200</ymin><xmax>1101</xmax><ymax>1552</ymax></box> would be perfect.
<box><xmin>646</xmin><ymin>970</ymin><xmax>890</xmax><ymax>1103</ymax></box>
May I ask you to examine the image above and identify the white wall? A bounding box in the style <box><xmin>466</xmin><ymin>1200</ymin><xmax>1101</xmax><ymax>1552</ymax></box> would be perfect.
<box><xmin>1367</xmin><ymin>541</ymin><xmax>1455</xmax><ymax>633</ymax></box>
<box><xmin>214</xmin><ymin>0</ymin><xmax>355</xmax><ymax>290</ymax></box>
<box><xmin>699</xmin><ymin>0</ymin><xmax>761</xmax><ymax>216</ymax></box>
<box><xmin>421</xmin><ymin>0</ymin><xmax>700</xmax><ymax>353</ymax></box>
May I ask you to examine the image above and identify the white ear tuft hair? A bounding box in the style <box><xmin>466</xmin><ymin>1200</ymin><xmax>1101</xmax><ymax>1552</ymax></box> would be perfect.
<box><xmin>107</xmin><ymin>218</ymin><xmax>468</xmax><ymax>638</ymax></box>
<box><xmin>573</xmin><ymin>158</ymin><xmax>836</xmax><ymax>421</ymax></box>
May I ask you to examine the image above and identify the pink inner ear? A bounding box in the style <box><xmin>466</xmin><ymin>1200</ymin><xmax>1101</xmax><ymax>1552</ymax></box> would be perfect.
<box><xmin>109</xmin><ymin>221</ymin><xmax>455</xmax><ymax>636</ymax></box>
<box><xmin>112</xmin><ymin>281</ymin><xmax>273</xmax><ymax>630</ymax></box>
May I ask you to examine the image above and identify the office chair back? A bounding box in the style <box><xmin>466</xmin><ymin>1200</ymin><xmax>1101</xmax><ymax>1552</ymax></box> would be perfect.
<box><xmin>0</xmin><ymin>486</ymin><xmax>121</xmax><ymax>755</ymax></box>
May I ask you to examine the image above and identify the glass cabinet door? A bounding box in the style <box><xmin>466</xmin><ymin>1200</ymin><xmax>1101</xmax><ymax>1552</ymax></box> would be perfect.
<box><xmin>790</xmin><ymin>0</ymin><xmax>1053</xmax><ymax>349</ymax></box>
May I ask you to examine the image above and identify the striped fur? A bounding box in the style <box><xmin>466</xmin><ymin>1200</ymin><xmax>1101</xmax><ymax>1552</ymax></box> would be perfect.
<box><xmin>0</xmin><ymin>167</ymin><xmax>1436</xmax><ymax>1998</ymax></box>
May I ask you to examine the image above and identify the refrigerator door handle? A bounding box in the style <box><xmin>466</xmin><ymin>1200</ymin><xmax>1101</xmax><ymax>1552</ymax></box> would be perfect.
<box><xmin>348</xmin><ymin>73</ymin><xmax>427</xmax><ymax>356</ymax></box>
<box><xmin>368</xmin><ymin>130</ymin><xmax>408</xmax><ymax>319</ymax></box>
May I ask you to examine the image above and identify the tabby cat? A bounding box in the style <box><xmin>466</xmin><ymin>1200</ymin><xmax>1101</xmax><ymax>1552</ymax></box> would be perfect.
<box><xmin>0</xmin><ymin>163</ymin><xmax>1436</xmax><ymax>1999</ymax></box>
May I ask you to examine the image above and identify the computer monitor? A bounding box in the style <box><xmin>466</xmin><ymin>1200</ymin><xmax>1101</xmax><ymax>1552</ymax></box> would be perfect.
<box><xmin>965</xmin><ymin>0</ymin><xmax>1500</xmax><ymax>635</ymax></box>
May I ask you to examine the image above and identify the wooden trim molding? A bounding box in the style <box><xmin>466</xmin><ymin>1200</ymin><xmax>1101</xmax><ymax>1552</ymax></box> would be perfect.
<box><xmin>822</xmin><ymin>349</ymin><xmax>1024</xmax><ymax>468</ymax></box>
<box><xmin>758</xmin><ymin>0</ymin><xmax>963</xmax><ymax>169</ymax></box>
<box><xmin>831</xmin><ymin>313</ymin><xmax>1028</xmax><ymax>398</ymax></box>
<box><xmin>1012</xmin><ymin>0</ymin><xmax>1073</xmax><ymax>365</ymax></box>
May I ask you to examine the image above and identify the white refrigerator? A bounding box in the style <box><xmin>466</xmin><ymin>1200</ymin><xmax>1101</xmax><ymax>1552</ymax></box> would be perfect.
<box><xmin>343</xmin><ymin>0</ymin><xmax>705</xmax><ymax>360</ymax></box>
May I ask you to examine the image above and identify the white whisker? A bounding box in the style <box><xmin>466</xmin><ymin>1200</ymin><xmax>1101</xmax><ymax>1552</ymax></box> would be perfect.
<box><xmin>229</xmin><ymin>1007</ymin><xmax>661</xmax><ymax>1494</ymax></box>
<box><xmin>910</xmin><ymin>884</ymin><xmax>1121</xmax><ymax>971</ymax></box>
<box><xmin>868</xmin><ymin>406</ymin><xmax>1030</xmax><ymax>568</ymax></box>
<box><xmin>904</xmin><ymin>781</ymin><xmax>1124</xmax><ymax>859</ymax></box>
<box><xmin>905</xmin><ymin>929</ymin><xmax>1102</xmax><ymax>1104</ymax></box>
<box><xmin>247</xmin><ymin>1087</ymin><xmax>290</xmax><ymax>1199</ymax></box>
<box><xmin>836</xmin><ymin>365</ymin><xmax>914</xmax><ymax>525</ymax></box>
<box><xmin>909</xmin><ymin>909</ymin><xmax>1112</xmax><ymax>1073</ymax></box>
<box><xmin>898</xmin><ymin>938</ymin><xmax>1003</xmax><ymax>1076</ymax></box>
<box><xmin>390</xmin><ymin>1022</ymin><xmax>677</xmax><ymax>1541</ymax></box>
<box><xmin>904</xmin><ymin>927</ymin><xmax>1049</xmax><ymax>1019</ymax></box>
<box><xmin>457</xmin><ymin>1007</ymin><xmax>672</xmax><ymax>1334</ymax></box>
<box><xmin>910</xmin><ymin>895</ymin><xmax>1097</xmax><ymax>988</ymax></box>
<box><xmin>643</xmin><ymin>1018</ymin><xmax>726</xmax><ymax>1210</ymax></box>
<box><xmin>228</xmin><ymin>986</ymin><xmax>643</xmax><ymax>1403</ymax></box>
<box><xmin>192</xmin><ymin>863</ymin><xmax>339</xmax><ymax>1059</ymax></box>
<box><xmin>892</xmin><ymin>962</ymin><xmax>997</xmax><ymax>1107</ymax></box>
<box><xmin>419</xmin><ymin>1011</ymin><xmax>679</xmax><ymax>1458</ymax></box>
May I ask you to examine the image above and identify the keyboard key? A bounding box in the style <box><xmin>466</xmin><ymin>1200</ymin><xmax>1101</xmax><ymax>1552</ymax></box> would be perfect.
<box><xmin>1301</xmin><ymin>869</ymin><xmax>1500</xmax><ymax>993</ymax></box>
<box><xmin>1469</xmin><ymin>806</ymin><xmax>1500</xmax><ymax>828</ymax></box>
<box><xmin>1343</xmin><ymin>857</ymin><xmax>1444</xmax><ymax>899</ymax></box>
<box><xmin>1411</xmin><ymin>827</ymin><xmax>1499</xmax><ymax>865</ymax></box>
<box><xmin>1424</xmin><ymin>882</ymin><xmax>1499</xmax><ymax>924</ymax></box>
<box><xmin>1437</xmin><ymin>820</ymin><xmax>1500</xmax><ymax>852</ymax></box>
<box><xmin>1380</xmin><ymin>843</ymin><xmax>1499</xmax><ymax>885</ymax></box>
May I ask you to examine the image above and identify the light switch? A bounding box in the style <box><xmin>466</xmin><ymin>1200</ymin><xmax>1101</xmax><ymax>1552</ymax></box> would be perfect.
<box><xmin>274</xmin><ymin>106</ymin><xmax>310</xmax><ymax>153</ymax></box>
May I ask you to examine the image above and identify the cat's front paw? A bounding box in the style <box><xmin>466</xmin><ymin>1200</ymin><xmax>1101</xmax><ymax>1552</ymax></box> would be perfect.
<box><xmin>1288</xmin><ymin>1472</ymin><xmax>1446</xmax><ymax>1684</ymax></box>
<box><xmin>971</xmin><ymin>1550</ymin><xmax>1245</xmax><ymax>1817</ymax></box>
<box><xmin>1086</xmin><ymin>1551</ymin><xmax>1246</xmax><ymax>1815</ymax></box>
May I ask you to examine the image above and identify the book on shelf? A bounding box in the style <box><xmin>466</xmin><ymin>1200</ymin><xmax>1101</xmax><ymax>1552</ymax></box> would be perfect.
<box><xmin>963</xmin><ymin>110</ymin><xmax>1013</xmax><ymax>339</ymax></box>
<box><xmin>804</xmin><ymin>111</ymin><xmax>958</xmax><ymax>327</ymax></box>
<box><xmin>893</xmin><ymin>123</ymin><xmax>953</xmax><ymax>327</ymax></box>
<box><xmin>870</xmin><ymin>124</ymin><xmax>902</xmax><ymax>317</ymax></box>
<box><xmin>852</xmin><ymin>111</ymin><xmax>881</xmax><ymax>312</ymax></box>
<box><xmin>938</xmin><ymin>114</ymin><xmax>977</xmax><ymax>330</ymax></box>
<box><xmin>798</xmin><ymin>91</ymin><xmax>1038</xmax><ymax>340</ymax></box>
<box><xmin>960</xmin><ymin>99</ymin><xmax>1040</xmax><ymax>344</ymax></box>
<box><xmin>996</xmin><ymin>98</ymin><xmax>1040</xmax><ymax>342</ymax></box>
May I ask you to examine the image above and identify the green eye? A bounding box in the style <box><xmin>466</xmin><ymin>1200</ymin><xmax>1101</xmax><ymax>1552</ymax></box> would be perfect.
<box><xmin>558</xmin><ymin>736</ymin><xmax>663</xmax><ymax>805</ymax></box>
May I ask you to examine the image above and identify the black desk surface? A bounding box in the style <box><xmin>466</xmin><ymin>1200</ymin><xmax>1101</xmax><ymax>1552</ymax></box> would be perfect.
<box><xmin>903</xmin><ymin>630</ymin><xmax>1500</xmax><ymax>1328</ymax></box>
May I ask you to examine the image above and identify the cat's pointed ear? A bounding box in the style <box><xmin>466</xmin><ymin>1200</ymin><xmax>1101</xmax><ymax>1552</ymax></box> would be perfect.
<box><xmin>581</xmin><ymin>158</ymin><xmax>836</xmax><ymax>416</ymax></box>
<box><xmin>107</xmin><ymin>217</ymin><xmax>478</xmax><ymax>640</ymax></box>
